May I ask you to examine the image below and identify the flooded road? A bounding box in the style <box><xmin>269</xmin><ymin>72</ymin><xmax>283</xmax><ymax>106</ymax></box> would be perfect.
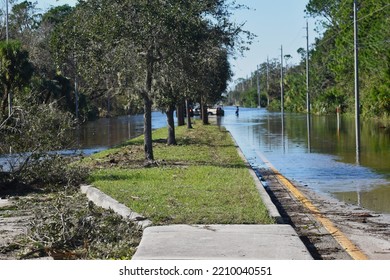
<box><xmin>69</xmin><ymin>107</ymin><xmax>389</xmax><ymax>214</ymax></box>
<box><xmin>0</xmin><ymin>113</ymin><xmax>168</xmax><ymax>171</ymax></box>
<box><xmin>220</xmin><ymin>107</ymin><xmax>390</xmax><ymax>214</ymax></box>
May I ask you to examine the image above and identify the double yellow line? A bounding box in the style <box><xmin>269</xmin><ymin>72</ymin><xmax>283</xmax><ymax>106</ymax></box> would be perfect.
<box><xmin>256</xmin><ymin>151</ymin><xmax>368</xmax><ymax>260</ymax></box>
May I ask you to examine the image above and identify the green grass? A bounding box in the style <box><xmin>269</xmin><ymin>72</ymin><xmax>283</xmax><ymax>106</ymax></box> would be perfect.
<box><xmin>87</xmin><ymin>124</ymin><xmax>274</xmax><ymax>225</ymax></box>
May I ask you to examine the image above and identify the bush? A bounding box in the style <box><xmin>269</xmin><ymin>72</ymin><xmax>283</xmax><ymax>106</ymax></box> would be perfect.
<box><xmin>0</xmin><ymin>103</ymin><xmax>87</xmax><ymax>191</ymax></box>
<box><xmin>268</xmin><ymin>99</ymin><xmax>281</xmax><ymax>111</ymax></box>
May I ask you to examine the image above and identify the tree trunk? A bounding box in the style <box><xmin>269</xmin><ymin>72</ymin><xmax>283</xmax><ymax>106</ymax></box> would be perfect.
<box><xmin>144</xmin><ymin>96</ymin><xmax>154</xmax><ymax>161</ymax></box>
<box><xmin>176</xmin><ymin>102</ymin><xmax>185</xmax><ymax>126</ymax></box>
<box><xmin>166</xmin><ymin>105</ymin><xmax>177</xmax><ymax>145</ymax></box>
<box><xmin>1</xmin><ymin>86</ymin><xmax>9</xmax><ymax>117</ymax></box>
<box><xmin>201</xmin><ymin>100</ymin><xmax>209</xmax><ymax>125</ymax></box>
<box><xmin>185</xmin><ymin>99</ymin><xmax>192</xmax><ymax>129</ymax></box>
<box><xmin>143</xmin><ymin>49</ymin><xmax>154</xmax><ymax>161</ymax></box>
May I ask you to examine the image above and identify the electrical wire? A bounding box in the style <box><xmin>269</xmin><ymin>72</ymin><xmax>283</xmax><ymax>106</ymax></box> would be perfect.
<box><xmin>315</xmin><ymin>2</ymin><xmax>390</xmax><ymax>49</ymax></box>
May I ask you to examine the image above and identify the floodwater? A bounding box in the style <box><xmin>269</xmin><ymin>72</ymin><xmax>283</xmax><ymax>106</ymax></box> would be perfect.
<box><xmin>70</xmin><ymin>107</ymin><xmax>390</xmax><ymax>213</ymax></box>
<box><xmin>0</xmin><ymin>112</ymin><xmax>167</xmax><ymax>170</ymax></box>
<box><xmin>72</xmin><ymin>111</ymin><xmax>168</xmax><ymax>155</ymax></box>
<box><xmin>5</xmin><ymin>107</ymin><xmax>385</xmax><ymax>214</ymax></box>
<box><xmin>220</xmin><ymin>107</ymin><xmax>390</xmax><ymax>214</ymax></box>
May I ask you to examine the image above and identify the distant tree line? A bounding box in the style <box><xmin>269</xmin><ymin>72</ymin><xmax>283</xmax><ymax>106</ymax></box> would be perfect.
<box><xmin>229</xmin><ymin>0</ymin><xmax>389</xmax><ymax>120</ymax></box>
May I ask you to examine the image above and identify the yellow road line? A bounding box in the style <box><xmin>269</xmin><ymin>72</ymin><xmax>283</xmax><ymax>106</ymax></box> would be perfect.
<box><xmin>255</xmin><ymin>151</ymin><xmax>368</xmax><ymax>260</ymax></box>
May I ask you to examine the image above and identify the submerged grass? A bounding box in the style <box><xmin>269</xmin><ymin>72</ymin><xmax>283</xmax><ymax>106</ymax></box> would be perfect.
<box><xmin>86</xmin><ymin>123</ymin><xmax>274</xmax><ymax>225</ymax></box>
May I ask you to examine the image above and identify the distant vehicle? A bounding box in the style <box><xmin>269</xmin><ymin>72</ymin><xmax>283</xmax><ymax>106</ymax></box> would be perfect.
<box><xmin>207</xmin><ymin>106</ymin><xmax>224</xmax><ymax>116</ymax></box>
<box><xmin>193</xmin><ymin>105</ymin><xmax>201</xmax><ymax>116</ymax></box>
<box><xmin>188</xmin><ymin>107</ymin><xmax>194</xmax><ymax>117</ymax></box>
<box><xmin>182</xmin><ymin>107</ymin><xmax>194</xmax><ymax>117</ymax></box>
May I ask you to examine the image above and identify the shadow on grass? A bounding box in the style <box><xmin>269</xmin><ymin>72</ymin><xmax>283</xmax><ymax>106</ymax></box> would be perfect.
<box><xmin>90</xmin><ymin>172</ymin><xmax>144</xmax><ymax>182</ymax></box>
<box><xmin>88</xmin><ymin>125</ymin><xmax>247</xmax><ymax>170</ymax></box>
<box><xmin>178</xmin><ymin>137</ymin><xmax>236</xmax><ymax>148</ymax></box>
<box><xmin>160</xmin><ymin>160</ymin><xmax>247</xmax><ymax>169</ymax></box>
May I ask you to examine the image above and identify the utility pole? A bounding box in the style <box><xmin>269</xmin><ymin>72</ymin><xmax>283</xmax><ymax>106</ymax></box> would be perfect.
<box><xmin>6</xmin><ymin>0</ymin><xmax>12</xmax><ymax>117</ymax></box>
<box><xmin>354</xmin><ymin>0</ymin><xmax>361</xmax><ymax>163</ymax></box>
<box><xmin>306</xmin><ymin>20</ymin><xmax>311</xmax><ymax>153</ymax></box>
<box><xmin>6</xmin><ymin>0</ymin><xmax>9</xmax><ymax>42</ymax></box>
<box><xmin>75</xmin><ymin>75</ymin><xmax>79</xmax><ymax>119</ymax></box>
<box><xmin>306</xmin><ymin>20</ymin><xmax>310</xmax><ymax>115</ymax></box>
<box><xmin>280</xmin><ymin>45</ymin><xmax>284</xmax><ymax>114</ymax></box>
<box><xmin>266</xmin><ymin>56</ymin><xmax>270</xmax><ymax>106</ymax></box>
<box><xmin>256</xmin><ymin>65</ymin><xmax>260</xmax><ymax>108</ymax></box>
<box><xmin>73</xmin><ymin>26</ymin><xmax>79</xmax><ymax>119</ymax></box>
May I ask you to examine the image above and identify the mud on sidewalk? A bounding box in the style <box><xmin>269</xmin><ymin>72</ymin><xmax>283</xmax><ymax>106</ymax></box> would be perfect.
<box><xmin>260</xmin><ymin>168</ymin><xmax>390</xmax><ymax>260</ymax></box>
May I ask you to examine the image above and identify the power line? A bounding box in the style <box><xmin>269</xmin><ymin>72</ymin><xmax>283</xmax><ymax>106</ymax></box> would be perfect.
<box><xmin>315</xmin><ymin>2</ymin><xmax>390</xmax><ymax>49</ymax></box>
<box><xmin>358</xmin><ymin>2</ymin><xmax>390</xmax><ymax>22</ymax></box>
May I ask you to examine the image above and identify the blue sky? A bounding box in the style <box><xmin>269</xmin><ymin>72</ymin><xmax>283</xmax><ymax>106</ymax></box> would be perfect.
<box><xmin>35</xmin><ymin>0</ymin><xmax>317</xmax><ymax>86</ymax></box>
<box><xmin>36</xmin><ymin>0</ymin><xmax>77</xmax><ymax>10</ymax></box>
<box><xmin>230</xmin><ymin>0</ymin><xmax>316</xmax><ymax>84</ymax></box>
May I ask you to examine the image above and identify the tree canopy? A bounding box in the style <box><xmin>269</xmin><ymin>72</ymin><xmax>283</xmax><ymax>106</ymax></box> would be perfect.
<box><xmin>0</xmin><ymin>40</ymin><xmax>33</xmax><ymax>116</ymax></box>
<box><xmin>0</xmin><ymin>0</ymin><xmax>250</xmax><ymax>161</ymax></box>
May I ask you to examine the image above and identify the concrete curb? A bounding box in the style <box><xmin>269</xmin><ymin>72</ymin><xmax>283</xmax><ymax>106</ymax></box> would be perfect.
<box><xmin>227</xmin><ymin>131</ymin><xmax>283</xmax><ymax>223</ymax></box>
<box><xmin>80</xmin><ymin>185</ymin><xmax>152</xmax><ymax>229</ymax></box>
<box><xmin>248</xmin><ymin>168</ymin><xmax>284</xmax><ymax>223</ymax></box>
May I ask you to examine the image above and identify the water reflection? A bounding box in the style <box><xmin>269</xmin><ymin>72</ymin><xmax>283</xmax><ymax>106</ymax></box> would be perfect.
<box><xmin>73</xmin><ymin>112</ymin><xmax>167</xmax><ymax>154</ymax></box>
<box><xmin>220</xmin><ymin>107</ymin><xmax>390</xmax><ymax>213</ymax></box>
<box><xmin>307</xmin><ymin>113</ymin><xmax>311</xmax><ymax>153</ymax></box>
<box><xmin>70</xmin><ymin>107</ymin><xmax>389</xmax><ymax>213</ymax></box>
<box><xmin>333</xmin><ymin>185</ymin><xmax>390</xmax><ymax>213</ymax></box>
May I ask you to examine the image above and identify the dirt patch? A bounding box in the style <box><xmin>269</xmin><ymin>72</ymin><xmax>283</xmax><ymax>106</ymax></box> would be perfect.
<box><xmin>84</xmin><ymin>145</ymin><xmax>146</xmax><ymax>169</ymax></box>
<box><xmin>0</xmin><ymin>198</ymin><xmax>31</xmax><ymax>259</ymax></box>
<box><xmin>260</xmin><ymin>168</ymin><xmax>390</xmax><ymax>260</ymax></box>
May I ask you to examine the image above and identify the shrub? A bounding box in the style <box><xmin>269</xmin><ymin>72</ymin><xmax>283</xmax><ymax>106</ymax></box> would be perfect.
<box><xmin>0</xmin><ymin>103</ymin><xmax>87</xmax><ymax>191</ymax></box>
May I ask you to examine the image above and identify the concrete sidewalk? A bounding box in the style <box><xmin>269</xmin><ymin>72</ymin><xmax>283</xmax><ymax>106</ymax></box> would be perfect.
<box><xmin>132</xmin><ymin>224</ymin><xmax>313</xmax><ymax>260</ymax></box>
<box><xmin>81</xmin><ymin>173</ymin><xmax>314</xmax><ymax>260</ymax></box>
<box><xmin>81</xmin><ymin>184</ymin><xmax>313</xmax><ymax>260</ymax></box>
<box><xmin>81</xmin><ymin>138</ymin><xmax>314</xmax><ymax>260</ymax></box>
<box><xmin>130</xmin><ymin>164</ymin><xmax>313</xmax><ymax>260</ymax></box>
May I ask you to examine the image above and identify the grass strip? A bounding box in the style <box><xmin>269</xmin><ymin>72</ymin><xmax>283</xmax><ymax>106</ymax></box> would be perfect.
<box><xmin>86</xmin><ymin>123</ymin><xmax>274</xmax><ymax>225</ymax></box>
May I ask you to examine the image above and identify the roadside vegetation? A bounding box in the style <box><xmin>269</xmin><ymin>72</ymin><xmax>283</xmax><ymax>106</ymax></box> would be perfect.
<box><xmin>85</xmin><ymin>124</ymin><xmax>274</xmax><ymax>225</ymax></box>
<box><xmin>0</xmin><ymin>103</ymin><xmax>142</xmax><ymax>260</ymax></box>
